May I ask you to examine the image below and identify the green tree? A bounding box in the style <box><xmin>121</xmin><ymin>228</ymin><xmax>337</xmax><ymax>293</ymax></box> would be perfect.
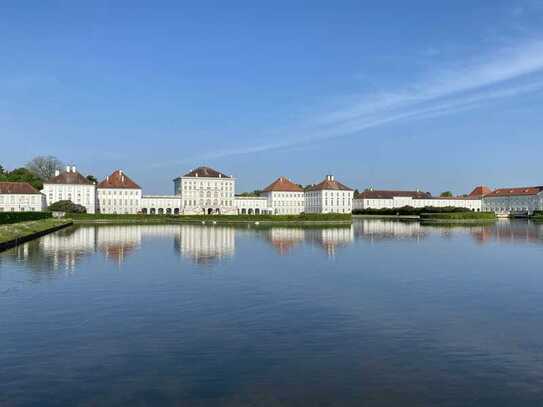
<box><xmin>86</xmin><ymin>175</ymin><xmax>98</xmax><ymax>184</ymax></box>
<box><xmin>6</xmin><ymin>167</ymin><xmax>43</xmax><ymax>190</ymax></box>
<box><xmin>440</xmin><ymin>191</ymin><xmax>453</xmax><ymax>197</ymax></box>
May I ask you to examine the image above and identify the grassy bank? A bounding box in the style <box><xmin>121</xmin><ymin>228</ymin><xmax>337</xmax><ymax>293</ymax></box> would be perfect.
<box><xmin>420</xmin><ymin>212</ymin><xmax>496</xmax><ymax>221</ymax></box>
<box><xmin>66</xmin><ymin>213</ymin><xmax>352</xmax><ymax>224</ymax></box>
<box><xmin>0</xmin><ymin>219</ymin><xmax>72</xmax><ymax>247</ymax></box>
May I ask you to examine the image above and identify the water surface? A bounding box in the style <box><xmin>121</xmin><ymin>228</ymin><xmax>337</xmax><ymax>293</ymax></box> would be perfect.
<box><xmin>1</xmin><ymin>219</ymin><xmax>543</xmax><ymax>406</ymax></box>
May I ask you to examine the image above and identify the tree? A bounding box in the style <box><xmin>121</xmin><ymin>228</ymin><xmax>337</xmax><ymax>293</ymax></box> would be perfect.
<box><xmin>0</xmin><ymin>164</ymin><xmax>4</xmax><ymax>175</ymax></box>
<box><xmin>47</xmin><ymin>200</ymin><xmax>86</xmax><ymax>213</ymax></box>
<box><xmin>86</xmin><ymin>175</ymin><xmax>98</xmax><ymax>184</ymax></box>
<box><xmin>440</xmin><ymin>191</ymin><xmax>453</xmax><ymax>197</ymax></box>
<box><xmin>5</xmin><ymin>167</ymin><xmax>43</xmax><ymax>190</ymax></box>
<box><xmin>26</xmin><ymin>155</ymin><xmax>64</xmax><ymax>180</ymax></box>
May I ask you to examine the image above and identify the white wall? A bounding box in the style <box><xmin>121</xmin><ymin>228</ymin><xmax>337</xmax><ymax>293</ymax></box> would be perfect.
<box><xmin>174</xmin><ymin>176</ymin><xmax>236</xmax><ymax>215</ymax></box>
<box><xmin>97</xmin><ymin>188</ymin><xmax>142</xmax><ymax>214</ymax></box>
<box><xmin>42</xmin><ymin>183</ymin><xmax>96</xmax><ymax>214</ymax></box>
<box><xmin>0</xmin><ymin>193</ymin><xmax>45</xmax><ymax>212</ymax></box>
<box><xmin>263</xmin><ymin>191</ymin><xmax>304</xmax><ymax>215</ymax></box>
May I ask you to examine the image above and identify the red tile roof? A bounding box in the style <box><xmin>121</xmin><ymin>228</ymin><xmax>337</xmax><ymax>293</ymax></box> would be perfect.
<box><xmin>307</xmin><ymin>176</ymin><xmax>353</xmax><ymax>192</ymax></box>
<box><xmin>45</xmin><ymin>170</ymin><xmax>93</xmax><ymax>185</ymax></box>
<box><xmin>0</xmin><ymin>182</ymin><xmax>41</xmax><ymax>194</ymax></box>
<box><xmin>263</xmin><ymin>177</ymin><xmax>303</xmax><ymax>192</ymax></box>
<box><xmin>357</xmin><ymin>190</ymin><xmax>431</xmax><ymax>199</ymax></box>
<box><xmin>97</xmin><ymin>170</ymin><xmax>141</xmax><ymax>189</ymax></box>
<box><xmin>485</xmin><ymin>186</ymin><xmax>543</xmax><ymax>197</ymax></box>
<box><xmin>468</xmin><ymin>186</ymin><xmax>492</xmax><ymax>197</ymax></box>
<box><xmin>182</xmin><ymin>166</ymin><xmax>231</xmax><ymax>178</ymax></box>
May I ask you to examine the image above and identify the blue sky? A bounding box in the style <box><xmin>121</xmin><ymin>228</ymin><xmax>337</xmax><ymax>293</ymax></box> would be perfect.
<box><xmin>2</xmin><ymin>0</ymin><xmax>543</xmax><ymax>194</ymax></box>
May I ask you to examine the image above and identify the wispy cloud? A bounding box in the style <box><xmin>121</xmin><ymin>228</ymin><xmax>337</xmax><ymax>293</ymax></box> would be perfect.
<box><xmin>154</xmin><ymin>39</ymin><xmax>543</xmax><ymax>167</ymax></box>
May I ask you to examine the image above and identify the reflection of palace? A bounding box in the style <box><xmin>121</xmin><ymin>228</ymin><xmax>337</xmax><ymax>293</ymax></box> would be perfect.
<box><xmin>304</xmin><ymin>227</ymin><xmax>354</xmax><ymax>257</ymax></box>
<box><xmin>471</xmin><ymin>220</ymin><xmax>543</xmax><ymax>244</ymax></box>
<box><xmin>353</xmin><ymin>219</ymin><xmax>427</xmax><ymax>241</ymax></box>
<box><xmin>265</xmin><ymin>228</ymin><xmax>306</xmax><ymax>255</ymax></box>
<box><xmin>175</xmin><ymin>225</ymin><xmax>235</xmax><ymax>264</ymax></box>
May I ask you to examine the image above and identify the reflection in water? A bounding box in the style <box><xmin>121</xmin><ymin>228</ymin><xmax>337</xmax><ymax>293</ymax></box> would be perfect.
<box><xmin>2</xmin><ymin>220</ymin><xmax>543</xmax><ymax>274</ymax></box>
<box><xmin>174</xmin><ymin>224</ymin><xmax>235</xmax><ymax>264</ymax></box>
<box><xmin>3</xmin><ymin>219</ymin><xmax>543</xmax><ymax>406</ymax></box>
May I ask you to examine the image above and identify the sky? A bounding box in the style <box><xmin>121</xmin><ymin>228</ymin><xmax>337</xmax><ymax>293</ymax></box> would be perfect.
<box><xmin>1</xmin><ymin>0</ymin><xmax>543</xmax><ymax>195</ymax></box>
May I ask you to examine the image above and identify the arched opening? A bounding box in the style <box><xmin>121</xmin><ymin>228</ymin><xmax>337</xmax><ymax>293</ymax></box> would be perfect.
<box><xmin>207</xmin><ymin>208</ymin><xmax>213</xmax><ymax>215</ymax></box>
<box><xmin>158</xmin><ymin>208</ymin><xmax>164</xmax><ymax>215</ymax></box>
<box><xmin>142</xmin><ymin>208</ymin><xmax>148</xmax><ymax>214</ymax></box>
<box><xmin>150</xmin><ymin>208</ymin><xmax>156</xmax><ymax>215</ymax></box>
<box><xmin>255</xmin><ymin>208</ymin><xmax>260</xmax><ymax>215</ymax></box>
<box><xmin>166</xmin><ymin>208</ymin><xmax>172</xmax><ymax>215</ymax></box>
<box><xmin>248</xmin><ymin>208</ymin><xmax>254</xmax><ymax>215</ymax></box>
<box><xmin>174</xmin><ymin>208</ymin><xmax>180</xmax><ymax>215</ymax></box>
<box><xmin>241</xmin><ymin>208</ymin><xmax>247</xmax><ymax>215</ymax></box>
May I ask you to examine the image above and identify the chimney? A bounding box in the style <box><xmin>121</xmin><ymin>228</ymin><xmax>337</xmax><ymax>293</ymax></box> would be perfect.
<box><xmin>66</xmin><ymin>165</ymin><xmax>70</xmax><ymax>172</ymax></box>
<box><xmin>71</xmin><ymin>166</ymin><xmax>76</xmax><ymax>173</ymax></box>
<box><xmin>55</xmin><ymin>170</ymin><xmax>60</xmax><ymax>177</ymax></box>
<box><xmin>121</xmin><ymin>175</ymin><xmax>125</xmax><ymax>182</ymax></box>
<box><xmin>106</xmin><ymin>176</ymin><xmax>109</xmax><ymax>181</ymax></box>
<box><xmin>119</xmin><ymin>170</ymin><xmax>123</xmax><ymax>175</ymax></box>
<box><xmin>219</xmin><ymin>174</ymin><xmax>222</xmax><ymax>178</ymax></box>
<box><xmin>326</xmin><ymin>175</ymin><xmax>334</xmax><ymax>181</ymax></box>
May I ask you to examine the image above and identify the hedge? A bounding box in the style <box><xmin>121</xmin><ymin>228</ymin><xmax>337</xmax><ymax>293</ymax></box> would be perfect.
<box><xmin>352</xmin><ymin>206</ymin><xmax>473</xmax><ymax>216</ymax></box>
<box><xmin>0</xmin><ymin>211</ymin><xmax>52</xmax><ymax>225</ymax></box>
<box><xmin>420</xmin><ymin>212</ymin><xmax>496</xmax><ymax>220</ymax></box>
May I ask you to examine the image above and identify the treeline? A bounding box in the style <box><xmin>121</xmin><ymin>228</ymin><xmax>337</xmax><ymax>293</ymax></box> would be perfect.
<box><xmin>66</xmin><ymin>213</ymin><xmax>352</xmax><ymax>222</ymax></box>
<box><xmin>1</xmin><ymin>156</ymin><xmax>96</xmax><ymax>191</ymax></box>
<box><xmin>352</xmin><ymin>206</ymin><xmax>474</xmax><ymax>216</ymax></box>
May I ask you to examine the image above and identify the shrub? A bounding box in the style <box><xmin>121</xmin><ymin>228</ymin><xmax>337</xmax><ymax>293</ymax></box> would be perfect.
<box><xmin>47</xmin><ymin>200</ymin><xmax>87</xmax><ymax>213</ymax></box>
<box><xmin>420</xmin><ymin>212</ymin><xmax>496</xmax><ymax>220</ymax></box>
<box><xmin>0</xmin><ymin>211</ymin><xmax>51</xmax><ymax>225</ymax></box>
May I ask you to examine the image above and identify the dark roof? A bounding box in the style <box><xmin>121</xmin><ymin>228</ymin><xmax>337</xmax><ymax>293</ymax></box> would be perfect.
<box><xmin>0</xmin><ymin>182</ymin><xmax>41</xmax><ymax>195</ymax></box>
<box><xmin>263</xmin><ymin>177</ymin><xmax>303</xmax><ymax>192</ymax></box>
<box><xmin>357</xmin><ymin>190</ymin><xmax>431</xmax><ymax>199</ymax></box>
<box><xmin>468</xmin><ymin>186</ymin><xmax>492</xmax><ymax>197</ymax></box>
<box><xmin>45</xmin><ymin>170</ymin><xmax>93</xmax><ymax>185</ymax></box>
<box><xmin>306</xmin><ymin>176</ymin><xmax>353</xmax><ymax>192</ymax></box>
<box><xmin>97</xmin><ymin>170</ymin><xmax>141</xmax><ymax>189</ymax></box>
<box><xmin>182</xmin><ymin>166</ymin><xmax>231</xmax><ymax>179</ymax></box>
<box><xmin>485</xmin><ymin>186</ymin><xmax>543</xmax><ymax>198</ymax></box>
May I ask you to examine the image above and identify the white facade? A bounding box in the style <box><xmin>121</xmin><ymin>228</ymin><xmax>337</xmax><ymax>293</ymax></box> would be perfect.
<box><xmin>265</xmin><ymin>191</ymin><xmax>305</xmax><ymax>215</ymax></box>
<box><xmin>97</xmin><ymin>188</ymin><xmax>142</xmax><ymax>214</ymax></box>
<box><xmin>173</xmin><ymin>167</ymin><xmax>236</xmax><ymax>215</ymax></box>
<box><xmin>141</xmin><ymin>195</ymin><xmax>182</xmax><ymax>215</ymax></box>
<box><xmin>354</xmin><ymin>196</ymin><xmax>482</xmax><ymax>211</ymax></box>
<box><xmin>42</xmin><ymin>166</ymin><xmax>96</xmax><ymax>214</ymax></box>
<box><xmin>0</xmin><ymin>183</ymin><xmax>45</xmax><ymax>212</ymax></box>
<box><xmin>483</xmin><ymin>189</ymin><xmax>543</xmax><ymax>216</ymax></box>
<box><xmin>304</xmin><ymin>175</ymin><xmax>354</xmax><ymax>214</ymax></box>
<box><xmin>234</xmin><ymin>196</ymin><xmax>272</xmax><ymax>214</ymax></box>
<box><xmin>97</xmin><ymin>170</ymin><xmax>142</xmax><ymax>214</ymax></box>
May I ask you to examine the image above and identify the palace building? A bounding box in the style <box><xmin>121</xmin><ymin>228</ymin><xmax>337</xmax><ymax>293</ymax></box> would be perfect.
<box><xmin>42</xmin><ymin>166</ymin><xmax>97</xmax><ymax>214</ymax></box>
<box><xmin>173</xmin><ymin>166</ymin><xmax>236</xmax><ymax>215</ymax></box>
<box><xmin>262</xmin><ymin>177</ymin><xmax>305</xmax><ymax>215</ymax></box>
<box><xmin>0</xmin><ymin>182</ymin><xmax>45</xmax><ymax>212</ymax></box>
<box><xmin>97</xmin><ymin>170</ymin><xmax>142</xmax><ymax>214</ymax></box>
<box><xmin>483</xmin><ymin>186</ymin><xmax>543</xmax><ymax>216</ymax></box>
<box><xmin>353</xmin><ymin>186</ymin><xmax>491</xmax><ymax>212</ymax></box>
<box><xmin>304</xmin><ymin>175</ymin><xmax>354</xmax><ymax>214</ymax></box>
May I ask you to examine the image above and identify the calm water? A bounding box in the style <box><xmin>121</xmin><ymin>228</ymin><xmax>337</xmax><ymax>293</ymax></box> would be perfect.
<box><xmin>1</xmin><ymin>219</ymin><xmax>543</xmax><ymax>406</ymax></box>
